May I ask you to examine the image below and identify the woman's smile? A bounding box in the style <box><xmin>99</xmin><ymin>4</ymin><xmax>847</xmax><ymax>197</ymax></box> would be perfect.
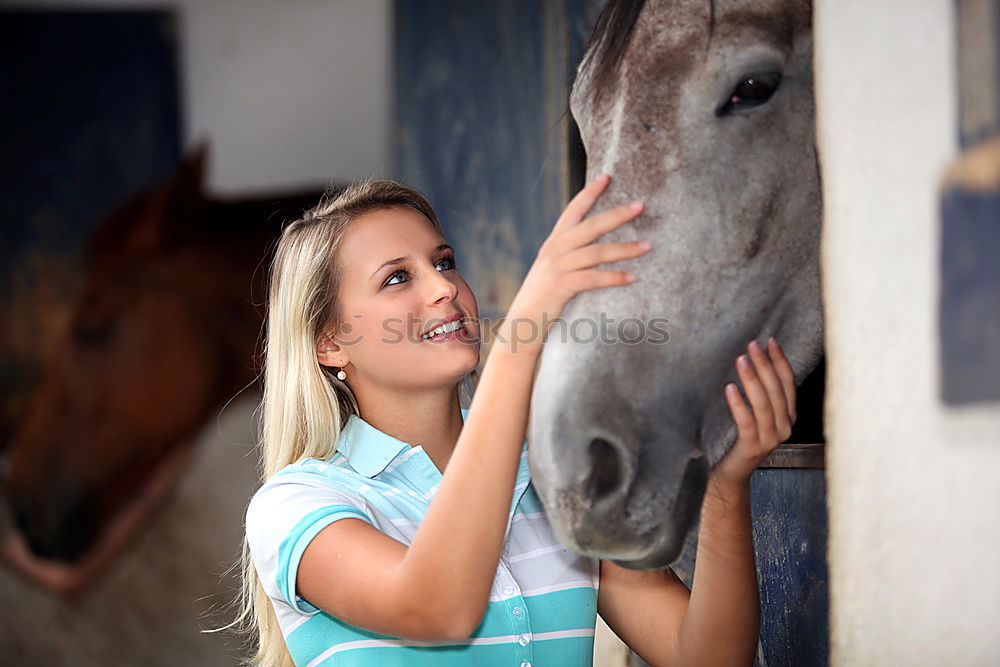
<box><xmin>420</xmin><ymin>312</ymin><xmax>471</xmax><ymax>342</ymax></box>
<box><xmin>421</xmin><ymin>321</ymin><xmax>470</xmax><ymax>343</ymax></box>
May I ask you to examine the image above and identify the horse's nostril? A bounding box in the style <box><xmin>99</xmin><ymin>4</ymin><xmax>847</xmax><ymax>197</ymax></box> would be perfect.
<box><xmin>9</xmin><ymin>496</ymin><xmax>31</xmax><ymax>536</ymax></box>
<box><xmin>586</xmin><ymin>438</ymin><xmax>622</xmax><ymax>506</ymax></box>
<box><xmin>9</xmin><ymin>487</ymin><xmax>96</xmax><ymax>562</ymax></box>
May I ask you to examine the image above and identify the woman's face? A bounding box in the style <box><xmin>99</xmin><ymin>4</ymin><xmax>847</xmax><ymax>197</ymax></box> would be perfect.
<box><xmin>327</xmin><ymin>206</ymin><xmax>480</xmax><ymax>392</ymax></box>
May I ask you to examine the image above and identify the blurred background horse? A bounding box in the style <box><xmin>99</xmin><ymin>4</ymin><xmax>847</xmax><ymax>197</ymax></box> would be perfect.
<box><xmin>3</xmin><ymin>149</ymin><xmax>322</xmax><ymax>571</ymax></box>
<box><xmin>0</xmin><ymin>147</ymin><xmax>323</xmax><ymax>662</ymax></box>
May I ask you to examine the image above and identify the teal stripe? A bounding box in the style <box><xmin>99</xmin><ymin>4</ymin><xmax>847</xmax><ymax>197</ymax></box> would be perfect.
<box><xmin>533</xmin><ymin>635</ymin><xmax>595</xmax><ymax>665</ymax></box>
<box><xmin>517</xmin><ymin>485</ymin><xmax>546</xmax><ymax>514</ymax></box>
<box><xmin>523</xmin><ymin>586</ymin><xmax>597</xmax><ymax>634</ymax></box>
<box><xmin>277</xmin><ymin>504</ymin><xmax>372</xmax><ymax>611</ymax></box>
<box><xmin>286</xmin><ymin>608</ymin><xmax>399</xmax><ymax>665</ymax></box>
<box><xmin>286</xmin><ymin>599</ymin><xmax>515</xmax><ymax>659</ymax></box>
<box><xmin>286</xmin><ymin>586</ymin><xmax>597</xmax><ymax>665</ymax></box>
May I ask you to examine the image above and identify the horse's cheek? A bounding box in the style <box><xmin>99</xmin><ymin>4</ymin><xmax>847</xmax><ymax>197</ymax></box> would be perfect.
<box><xmin>111</xmin><ymin>300</ymin><xmax>219</xmax><ymax>435</ymax></box>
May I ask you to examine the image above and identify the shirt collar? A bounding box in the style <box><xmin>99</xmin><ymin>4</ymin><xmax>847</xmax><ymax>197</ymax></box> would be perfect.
<box><xmin>337</xmin><ymin>408</ymin><xmax>469</xmax><ymax>478</ymax></box>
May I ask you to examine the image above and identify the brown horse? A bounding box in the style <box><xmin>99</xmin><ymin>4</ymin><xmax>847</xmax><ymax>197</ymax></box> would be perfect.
<box><xmin>2</xmin><ymin>147</ymin><xmax>324</xmax><ymax>595</ymax></box>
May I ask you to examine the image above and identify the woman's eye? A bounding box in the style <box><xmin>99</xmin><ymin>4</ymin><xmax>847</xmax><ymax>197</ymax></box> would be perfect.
<box><xmin>382</xmin><ymin>256</ymin><xmax>456</xmax><ymax>288</ymax></box>
<box><xmin>716</xmin><ymin>71</ymin><xmax>782</xmax><ymax>117</ymax></box>
<box><xmin>384</xmin><ymin>270</ymin><xmax>408</xmax><ymax>287</ymax></box>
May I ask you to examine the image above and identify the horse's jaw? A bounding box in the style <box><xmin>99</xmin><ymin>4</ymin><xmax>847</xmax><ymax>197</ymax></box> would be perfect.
<box><xmin>525</xmin><ymin>265</ymin><xmax>823</xmax><ymax>568</ymax></box>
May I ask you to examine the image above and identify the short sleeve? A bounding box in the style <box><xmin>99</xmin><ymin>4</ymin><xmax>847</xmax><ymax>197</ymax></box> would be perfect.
<box><xmin>245</xmin><ymin>470</ymin><xmax>373</xmax><ymax>614</ymax></box>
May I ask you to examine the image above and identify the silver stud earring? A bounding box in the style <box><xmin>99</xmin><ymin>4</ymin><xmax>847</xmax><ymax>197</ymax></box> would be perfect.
<box><xmin>336</xmin><ymin>367</ymin><xmax>347</xmax><ymax>381</ymax></box>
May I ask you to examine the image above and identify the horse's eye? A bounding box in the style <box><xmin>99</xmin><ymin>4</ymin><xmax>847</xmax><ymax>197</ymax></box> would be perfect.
<box><xmin>75</xmin><ymin>318</ymin><xmax>112</xmax><ymax>345</ymax></box>
<box><xmin>716</xmin><ymin>71</ymin><xmax>782</xmax><ymax>117</ymax></box>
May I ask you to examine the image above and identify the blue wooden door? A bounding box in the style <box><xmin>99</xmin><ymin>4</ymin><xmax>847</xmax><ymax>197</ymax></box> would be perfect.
<box><xmin>395</xmin><ymin>0</ymin><xmax>590</xmax><ymax>322</ymax></box>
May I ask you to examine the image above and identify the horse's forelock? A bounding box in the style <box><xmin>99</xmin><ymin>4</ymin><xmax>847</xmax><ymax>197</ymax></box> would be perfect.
<box><xmin>582</xmin><ymin>0</ymin><xmax>649</xmax><ymax>99</ymax></box>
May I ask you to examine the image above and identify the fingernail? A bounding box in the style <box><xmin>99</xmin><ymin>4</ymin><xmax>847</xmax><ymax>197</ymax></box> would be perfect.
<box><xmin>629</xmin><ymin>201</ymin><xmax>643</xmax><ymax>211</ymax></box>
<box><xmin>749</xmin><ymin>340</ymin><xmax>761</xmax><ymax>353</ymax></box>
<box><xmin>625</xmin><ymin>272</ymin><xmax>637</xmax><ymax>282</ymax></box>
<box><xmin>637</xmin><ymin>240</ymin><xmax>651</xmax><ymax>250</ymax></box>
<box><xmin>738</xmin><ymin>354</ymin><xmax>750</xmax><ymax>368</ymax></box>
<box><xmin>598</xmin><ymin>173</ymin><xmax>610</xmax><ymax>183</ymax></box>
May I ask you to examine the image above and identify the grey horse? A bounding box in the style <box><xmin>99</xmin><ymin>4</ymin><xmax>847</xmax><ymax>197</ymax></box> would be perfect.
<box><xmin>528</xmin><ymin>0</ymin><xmax>822</xmax><ymax>569</ymax></box>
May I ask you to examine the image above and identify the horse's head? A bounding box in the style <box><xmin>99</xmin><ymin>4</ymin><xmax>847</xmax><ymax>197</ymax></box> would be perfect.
<box><xmin>3</xmin><ymin>148</ymin><xmax>234</xmax><ymax>563</ymax></box>
<box><xmin>528</xmin><ymin>0</ymin><xmax>822</xmax><ymax>568</ymax></box>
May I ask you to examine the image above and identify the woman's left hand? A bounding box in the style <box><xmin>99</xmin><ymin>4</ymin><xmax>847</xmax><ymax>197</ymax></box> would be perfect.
<box><xmin>711</xmin><ymin>337</ymin><xmax>798</xmax><ymax>489</ymax></box>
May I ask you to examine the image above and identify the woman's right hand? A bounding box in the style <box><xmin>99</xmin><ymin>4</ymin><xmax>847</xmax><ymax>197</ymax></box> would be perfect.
<box><xmin>501</xmin><ymin>173</ymin><xmax>650</xmax><ymax>355</ymax></box>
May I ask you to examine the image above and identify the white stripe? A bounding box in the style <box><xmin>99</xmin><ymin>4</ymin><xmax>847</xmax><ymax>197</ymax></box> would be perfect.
<box><xmin>389</xmin><ymin>517</ymin><xmax>419</xmax><ymax>529</ymax></box>
<box><xmin>521</xmin><ymin>579</ymin><xmax>596</xmax><ymax>597</ymax></box>
<box><xmin>304</xmin><ymin>628</ymin><xmax>595</xmax><ymax>666</ymax></box>
<box><xmin>282</xmin><ymin>611</ymin><xmax>312</xmax><ymax>635</ymax></box>
<box><xmin>510</xmin><ymin>511</ymin><xmax>547</xmax><ymax>523</ymax></box>
<box><xmin>422</xmin><ymin>483</ymin><xmax>440</xmax><ymax>499</ymax></box>
<box><xmin>507</xmin><ymin>543</ymin><xmax>566</xmax><ymax>563</ymax></box>
<box><xmin>305</xmin><ymin>634</ymin><xmax>517</xmax><ymax>666</ymax></box>
<box><xmin>534</xmin><ymin>628</ymin><xmax>596</xmax><ymax>641</ymax></box>
<box><xmin>382</xmin><ymin>447</ymin><xmax>422</xmax><ymax>473</ymax></box>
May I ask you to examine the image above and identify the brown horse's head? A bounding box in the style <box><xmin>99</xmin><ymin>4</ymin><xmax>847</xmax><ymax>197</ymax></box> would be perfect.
<box><xmin>4</xmin><ymin>148</ymin><xmax>255</xmax><ymax>566</ymax></box>
<box><xmin>528</xmin><ymin>0</ymin><xmax>822</xmax><ymax>568</ymax></box>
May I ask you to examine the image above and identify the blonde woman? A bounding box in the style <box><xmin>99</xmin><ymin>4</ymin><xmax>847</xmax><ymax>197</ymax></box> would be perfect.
<box><xmin>235</xmin><ymin>174</ymin><xmax>797</xmax><ymax>666</ymax></box>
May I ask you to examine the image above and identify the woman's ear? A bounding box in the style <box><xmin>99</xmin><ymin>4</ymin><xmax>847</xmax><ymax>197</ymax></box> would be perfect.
<box><xmin>316</xmin><ymin>333</ymin><xmax>348</xmax><ymax>368</ymax></box>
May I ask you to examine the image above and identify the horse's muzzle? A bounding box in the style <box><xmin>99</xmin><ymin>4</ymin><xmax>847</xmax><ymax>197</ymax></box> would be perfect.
<box><xmin>550</xmin><ymin>443</ymin><xmax>708</xmax><ymax>569</ymax></box>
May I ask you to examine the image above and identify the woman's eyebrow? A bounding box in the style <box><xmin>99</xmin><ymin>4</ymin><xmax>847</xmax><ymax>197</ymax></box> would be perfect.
<box><xmin>369</xmin><ymin>244</ymin><xmax>453</xmax><ymax>281</ymax></box>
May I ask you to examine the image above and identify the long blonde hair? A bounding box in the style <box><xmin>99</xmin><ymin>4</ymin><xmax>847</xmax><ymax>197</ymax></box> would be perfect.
<box><xmin>207</xmin><ymin>178</ymin><xmax>479</xmax><ymax>666</ymax></box>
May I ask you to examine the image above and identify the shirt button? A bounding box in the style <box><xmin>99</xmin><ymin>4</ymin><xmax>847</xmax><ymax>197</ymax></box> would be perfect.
<box><xmin>502</xmin><ymin>585</ymin><xmax>514</xmax><ymax>596</ymax></box>
<box><xmin>518</xmin><ymin>634</ymin><xmax>530</xmax><ymax>646</ymax></box>
<box><xmin>520</xmin><ymin>662</ymin><xmax>532</xmax><ymax>667</ymax></box>
<box><xmin>512</xmin><ymin>606</ymin><xmax>523</xmax><ymax>618</ymax></box>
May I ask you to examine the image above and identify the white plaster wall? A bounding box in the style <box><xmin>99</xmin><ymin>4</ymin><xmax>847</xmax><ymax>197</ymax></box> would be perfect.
<box><xmin>5</xmin><ymin>0</ymin><xmax>393</xmax><ymax>194</ymax></box>
<box><xmin>815</xmin><ymin>1</ymin><xmax>1000</xmax><ymax>664</ymax></box>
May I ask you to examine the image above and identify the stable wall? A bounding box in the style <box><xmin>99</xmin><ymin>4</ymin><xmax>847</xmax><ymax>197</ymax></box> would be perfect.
<box><xmin>1</xmin><ymin>0</ymin><xmax>393</xmax><ymax>194</ymax></box>
<box><xmin>815</xmin><ymin>1</ymin><xmax>1000</xmax><ymax>663</ymax></box>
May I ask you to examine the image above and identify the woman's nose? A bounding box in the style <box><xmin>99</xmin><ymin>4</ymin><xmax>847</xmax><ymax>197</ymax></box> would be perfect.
<box><xmin>427</xmin><ymin>269</ymin><xmax>458</xmax><ymax>304</ymax></box>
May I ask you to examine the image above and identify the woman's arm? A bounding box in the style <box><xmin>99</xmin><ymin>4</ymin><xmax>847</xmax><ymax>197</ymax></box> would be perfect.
<box><xmin>598</xmin><ymin>337</ymin><xmax>797</xmax><ymax>666</ymax></box>
<box><xmin>297</xmin><ymin>341</ymin><xmax>540</xmax><ymax>640</ymax></box>
<box><xmin>296</xmin><ymin>175</ymin><xmax>650</xmax><ymax>640</ymax></box>
<box><xmin>596</xmin><ymin>480</ymin><xmax>756</xmax><ymax>667</ymax></box>
<box><xmin>672</xmin><ymin>478</ymin><xmax>759</xmax><ymax>666</ymax></box>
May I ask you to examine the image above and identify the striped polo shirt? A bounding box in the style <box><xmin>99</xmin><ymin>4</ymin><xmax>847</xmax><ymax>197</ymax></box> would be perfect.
<box><xmin>245</xmin><ymin>407</ymin><xmax>600</xmax><ymax>666</ymax></box>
